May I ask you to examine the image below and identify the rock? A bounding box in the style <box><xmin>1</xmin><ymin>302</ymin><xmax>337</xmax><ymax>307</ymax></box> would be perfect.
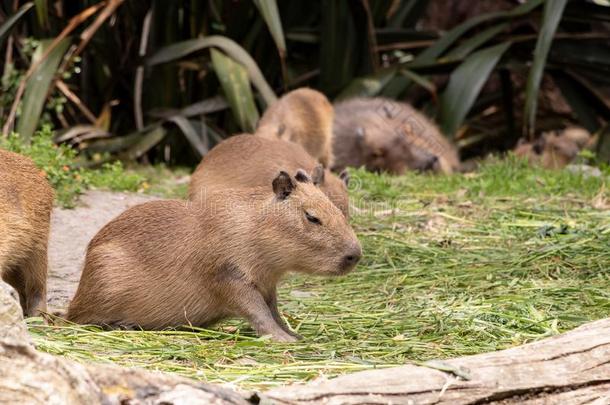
<box><xmin>0</xmin><ymin>281</ymin><xmax>32</xmax><ymax>344</ymax></box>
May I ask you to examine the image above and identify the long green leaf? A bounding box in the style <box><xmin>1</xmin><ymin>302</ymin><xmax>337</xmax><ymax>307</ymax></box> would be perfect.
<box><xmin>439</xmin><ymin>42</ymin><xmax>511</xmax><ymax>137</ymax></box>
<box><xmin>387</xmin><ymin>0</ymin><xmax>431</xmax><ymax>29</ymax></box>
<box><xmin>210</xmin><ymin>48</ymin><xmax>260</xmax><ymax>133</ymax></box>
<box><xmin>167</xmin><ymin>115</ymin><xmax>208</xmax><ymax>157</ymax></box>
<box><xmin>336</xmin><ymin>67</ymin><xmax>397</xmax><ymax>100</ymax></box>
<box><xmin>445</xmin><ymin>23</ymin><xmax>509</xmax><ymax>60</ymax></box>
<box><xmin>399</xmin><ymin>69</ymin><xmax>437</xmax><ymax>96</ymax></box>
<box><xmin>253</xmin><ymin>0</ymin><xmax>286</xmax><ymax>54</ymax></box>
<box><xmin>34</xmin><ymin>0</ymin><xmax>49</xmax><ymax>28</ymax></box>
<box><xmin>119</xmin><ymin>126</ymin><xmax>167</xmax><ymax>161</ymax></box>
<box><xmin>0</xmin><ymin>2</ymin><xmax>34</xmax><ymax>47</ymax></box>
<box><xmin>147</xmin><ymin>35</ymin><xmax>276</xmax><ymax>107</ymax></box>
<box><xmin>523</xmin><ymin>0</ymin><xmax>568</xmax><ymax>137</ymax></box>
<box><xmin>319</xmin><ymin>0</ymin><xmax>356</xmax><ymax>94</ymax></box>
<box><xmin>552</xmin><ymin>73</ymin><xmax>601</xmax><ymax>134</ymax></box>
<box><xmin>414</xmin><ymin>0</ymin><xmax>543</xmax><ymax>64</ymax></box>
<box><xmin>16</xmin><ymin>38</ymin><xmax>70</xmax><ymax>142</ymax></box>
<box><xmin>378</xmin><ymin>0</ymin><xmax>543</xmax><ymax>102</ymax></box>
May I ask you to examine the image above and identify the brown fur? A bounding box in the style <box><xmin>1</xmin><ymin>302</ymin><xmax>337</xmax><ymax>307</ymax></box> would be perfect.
<box><xmin>561</xmin><ymin>127</ymin><xmax>596</xmax><ymax>150</ymax></box>
<box><xmin>0</xmin><ymin>149</ymin><xmax>54</xmax><ymax>316</ymax></box>
<box><xmin>68</xmin><ymin>171</ymin><xmax>361</xmax><ymax>342</ymax></box>
<box><xmin>333</xmin><ymin>98</ymin><xmax>460</xmax><ymax>174</ymax></box>
<box><xmin>514</xmin><ymin>130</ymin><xmax>584</xmax><ymax>169</ymax></box>
<box><xmin>188</xmin><ymin>134</ymin><xmax>350</xmax><ymax>218</ymax></box>
<box><xmin>257</xmin><ymin>88</ymin><xmax>335</xmax><ymax>167</ymax></box>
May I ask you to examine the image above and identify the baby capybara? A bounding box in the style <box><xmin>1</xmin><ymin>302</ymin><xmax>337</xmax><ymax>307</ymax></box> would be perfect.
<box><xmin>68</xmin><ymin>170</ymin><xmax>361</xmax><ymax>342</ymax></box>
<box><xmin>257</xmin><ymin>88</ymin><xmax>335</xmax><ymax>167</ymax></box>
<box><xmin>514</xmin><ymin>129</ymin><xmax>587</xmax><ymax>169</ymax></box>
<box><xmin>333</xmin><ymin>98</ymin><xmax>460</xmax><ymax>174</ymax></box>
<box><xmin>188</xmin><ymin>134</ymin><xmax>350</xmax><ymax>218</ymax></box>
<box><xmin>0</xmin><ymin>149</ymin><xmax>54</xmax><ymax>316</ymax></box>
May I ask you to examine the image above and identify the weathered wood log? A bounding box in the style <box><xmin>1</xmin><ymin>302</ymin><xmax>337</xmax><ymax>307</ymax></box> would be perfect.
<box><xmin>2</xmin><ymin>278</ymin><xmax>609</xmax><ymax>404</ymax></box>
<box><xmin>0</xmin><ymin>280</ymin><xmax>248</xmax><ymax>404</ymax></box>
<box><xmin>0</xmin><ymin>341</ymin><xmax>250</xmax><ymax>404</ymax></box>
<box><xmin>261</xmin><ymin>318</ymin><xmax>610</xmax><ymax>404</ymax></box>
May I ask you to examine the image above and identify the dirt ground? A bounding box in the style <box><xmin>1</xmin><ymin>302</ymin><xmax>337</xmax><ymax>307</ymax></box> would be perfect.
<box><xmin>48</xmin><ymin>191</ymin><xmax>158</xmax><ymax>311</ymax></box>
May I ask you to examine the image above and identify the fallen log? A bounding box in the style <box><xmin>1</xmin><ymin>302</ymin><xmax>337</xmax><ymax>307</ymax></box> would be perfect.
<box><xmin>0</xmin><ymin>341</ymin><xmax>249</xmax><ymax>404</ymax></box>
<box><xmin>261</xmin><ymin>318</ymin><xmax>610</xmax><ymax>404</ymax></box>
<box><xmin>1</xmin><ymin>278</ymin><xmax>609</xmax><ymax>404</ymax></box>
<box><xmin>0</xmin><ymin>280</ymin><xmax>248</xmax><ymax>404</ymax></box>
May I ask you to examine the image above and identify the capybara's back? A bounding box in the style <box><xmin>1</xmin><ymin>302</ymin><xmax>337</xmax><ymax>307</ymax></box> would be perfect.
<box><xmin>333</xmin><ymin>98</ymin><xmax>460</xmax><ymax>174</ymax></box>
<box><xmin>0</xmin><ymin>149</ymin><xmax>54</xmax><ymax>316</ymax></box>
<box><xmin>257</xmin><ymin>88</ymin><xmax>335</xmax><ymax>167</ymax></box>
<box><xmin>188</xmin><ymin>134</ymin><xmax>350</xmax><ymax>217</ymax></box>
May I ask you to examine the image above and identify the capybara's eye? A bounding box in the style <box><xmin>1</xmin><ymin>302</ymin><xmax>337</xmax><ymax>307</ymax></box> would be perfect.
<box><xmin>305</xmin><ymin>211</ymin><xmax>322</xmax><ymax>225</ymax></box>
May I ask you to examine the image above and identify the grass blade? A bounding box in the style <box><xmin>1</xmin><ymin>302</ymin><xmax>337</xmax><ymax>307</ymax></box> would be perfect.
<box><xmin>523</xmin><ymin>0</ymin><xmax>568</xmax><ymax>138</ymax></box>
<box><xmin>16</xmin><ymin>38</ymin><xmax>70</xmax><ymax>142</ymax></box>
<box><xmin>0</xmin><ymin>2</ymin><xmax>34</xmax><ymax>47</ymax></box>
<box><xmin>439</xmin><ymin>42</ymin><xmax>511</xmax><ymax>137</ymax></box>
<box><xmin>210</xmin><ymin>48</ymin><xmax>260</xmax><ymax>133</ymax></box>
<box><xmin>253</xmin><ymin>0</ymin><xmax>286</xmax><ymax>54</ymax></box>
<box><xmin>147</xmin><ymin>36</ymin><xmax>276</xmax><ymax>107</ymax></box>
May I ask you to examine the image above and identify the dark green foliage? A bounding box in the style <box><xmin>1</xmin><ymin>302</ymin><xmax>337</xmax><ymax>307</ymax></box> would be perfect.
<box><xmin>0</xmin><ymin>0</ymin><xmax>609</xmax><ymax>163</ymax></box>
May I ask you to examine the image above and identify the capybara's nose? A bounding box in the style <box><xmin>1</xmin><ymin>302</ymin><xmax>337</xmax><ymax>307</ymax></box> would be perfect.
<box><xmin>341</xmin><ymin>245</ymin><xmax>362</xmax><ymax>271</ymax></box>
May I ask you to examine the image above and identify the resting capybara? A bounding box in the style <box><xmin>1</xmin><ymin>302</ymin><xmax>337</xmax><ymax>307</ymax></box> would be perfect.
<box><xmin>561</xmin><ymin>127</ymin><xmax>596</xmax><ymax>150</ymax></box>
<box><xmin>188</xmin><ymin>134</ymin><xmax>350</xmax><ymax>218</ymax></box>
<box><xmin>0</xmin><ymin>149</ymin><xmax>54</xmax><ymax>317</ymax></box>
<box><xmin>333</xmin><ymin>98</ymin><xmax>460</xmax><ymax>174</ymax></box>
<box><xmin>514</xmin><ymin>130</ymin><xmax>584</xmax><ymax>169</ymax></box>
<box><xmin>257</xmin><ymin>88</ymin><xmax>335</xmax><ymax>167</ymax></box>
<box><xmin>68</xmin><ymin>170</ymin><xmax>361</xmax><ymax>342</ymax></box>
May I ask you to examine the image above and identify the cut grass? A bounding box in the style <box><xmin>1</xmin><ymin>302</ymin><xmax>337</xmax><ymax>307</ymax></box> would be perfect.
<box><xmin>29</xmin><ymin>159</ymin><xmax>610</xmax><ymax>390</ymax></box>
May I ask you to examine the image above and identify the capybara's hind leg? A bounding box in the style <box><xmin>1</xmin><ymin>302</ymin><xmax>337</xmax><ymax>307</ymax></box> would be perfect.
<box><xmin>1</xmin><ymin>264</ymin><xmax>28</xmax><ymax>314</ymax></box>
<box><xmin>21</xmin><ymin>246</ymin><xmax>48</xmax><ymax>317</ymax></box>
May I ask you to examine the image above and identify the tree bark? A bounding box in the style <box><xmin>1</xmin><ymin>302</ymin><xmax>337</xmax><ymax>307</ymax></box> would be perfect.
<box><xmin>262</xmin><ymin>318</ymin><xmax>610</xmax><ymax>404</ymax></box>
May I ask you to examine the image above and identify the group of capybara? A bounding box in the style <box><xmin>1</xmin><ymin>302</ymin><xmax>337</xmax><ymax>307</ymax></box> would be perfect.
<box><xmin>0</xmin><ymin>89</ymin><xmax>595</xmax><ymax>341</ymax></box>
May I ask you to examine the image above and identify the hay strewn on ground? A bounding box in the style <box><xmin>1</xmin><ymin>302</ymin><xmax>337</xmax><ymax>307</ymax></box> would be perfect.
<box><xmin>29</xmin><ymin>159</ymin><xmax>610</xmax><ymax>390</ymax></box>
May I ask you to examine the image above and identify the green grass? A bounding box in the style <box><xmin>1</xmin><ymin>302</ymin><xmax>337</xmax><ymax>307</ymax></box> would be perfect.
<box><xmin>28</xmin><ymin>160</ymin><xmax>610</xmax><ymax>390</ymax></box>
<box><xmin>1</xmin><ymin>127</ymin><xmax>146</xmax><ymax>207</ymax></box>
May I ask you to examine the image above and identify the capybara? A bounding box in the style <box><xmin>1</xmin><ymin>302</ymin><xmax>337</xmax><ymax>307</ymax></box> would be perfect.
<box><xmin>0</xmin><ymin>149</ymin><xmax>54</xmax><ymax>317</ymax></box>
<box><xmin>68</xmin><ymin>170</ymin><xmax>361</xmax><ymax>342</ymax></box>
<box><xmin>561</xmin><ymin>127</ymin><xmax>596</xmax><ymax>150</ymax></box>
<box><xmin>333</xmin><ymin>98</ymin><xmax>460</xmax><ymax>174</ymax></box>
<box><xmin>188</xmin><ymin>134</ymin><xmax>350</xmax><ymax>218</ymax></box>
<box><xmin>514</xmin><ymin>130</ymin><xmax>583</xmax><ymax>169</ymax></box>
<box><xmin>257</xmin><ymin>88</ymin><xmax>335</xmax><ymax>167</ymax></box>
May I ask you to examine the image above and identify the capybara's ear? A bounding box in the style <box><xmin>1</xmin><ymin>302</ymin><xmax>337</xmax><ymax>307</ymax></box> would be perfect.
<box><xmin>339</xmin><ymin>170</ymin><xmax>350</xmax><ymax>187</ymax></box>
<box><xmin>295</xmin><ymin>169</ymin><xmax>311</xmax><ymax>183</ymax></box>
<box><xmin>311</xmin><ymin>165</ymin><xmax>325</xmax><ymax>186</ymax></box>
<box><xmin>273</xmin><ymin>171</ymin><xmax>295</xmax><ymax>200</ymax></box>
